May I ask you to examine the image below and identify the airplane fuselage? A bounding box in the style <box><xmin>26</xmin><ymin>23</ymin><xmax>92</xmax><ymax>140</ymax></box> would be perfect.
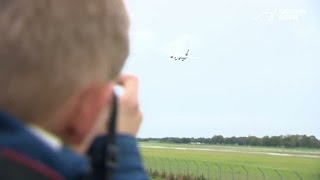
<box><xmin>178</xmin><ymin>56</ymin><xmax>187</xmax><ymax>61</ymax></box>
<box><xmin>170</xmin><ymin>56</ymin><xmax>188</xmax><ymax>61</ymax></box>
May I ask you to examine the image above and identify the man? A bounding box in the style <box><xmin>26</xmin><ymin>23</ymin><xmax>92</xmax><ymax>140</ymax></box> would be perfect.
<box><xmin>0</xmin><ymin>0</ymin><xmax>148</xmax><ymax>179</ymax></box>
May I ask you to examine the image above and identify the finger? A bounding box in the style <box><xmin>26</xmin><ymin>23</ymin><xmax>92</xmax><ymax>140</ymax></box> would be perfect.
<box><xmin>117</xmin><ymin>74</ymin><xmax>139</xmax><ymax>100</ymax></box>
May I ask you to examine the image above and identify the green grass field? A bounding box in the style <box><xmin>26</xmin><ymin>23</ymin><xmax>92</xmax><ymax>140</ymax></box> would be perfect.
<box><xmin>140</xmin><ymin>142</ymin><xmax>320</xmax><ymax>180</ymax></box>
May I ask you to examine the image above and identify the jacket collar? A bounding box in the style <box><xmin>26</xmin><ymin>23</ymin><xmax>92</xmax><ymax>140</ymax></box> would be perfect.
<box><xmin>28</xmin><ymin>124</ymin><xmax>62</xmax><ymax>151</ymax></box>
<box><xmin>0</xmin><ymin>111</ymin><xmax>90</xmax><ymax>179</ymax></box>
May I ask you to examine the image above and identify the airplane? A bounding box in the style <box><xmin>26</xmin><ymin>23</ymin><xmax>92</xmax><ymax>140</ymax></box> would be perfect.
<box><xmin>170</xmin><ymin>49</ymin><xmax>190</xmax><ymax>61</ymax></box>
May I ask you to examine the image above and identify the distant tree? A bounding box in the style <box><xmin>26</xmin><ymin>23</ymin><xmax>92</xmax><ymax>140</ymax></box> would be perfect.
<box><xmin>211</xmin><ymin>135</ymin><xmax>224</xmax><ymax>144</ymax></box>
<box><xmin>269</xmin><ymin>136</ymin><xmax>281</xmax><ymax>147</ymax></box>
<box><xmin>248</xmin><ymin>136</ymin><xmax>260</xmax><ymax>146</ymax></box>
<box><xmin>138</xmin><ymin>135</ymin><xmax>320</xmax><ymax>148</ymax></box>
<box><xmin>181</xmin><ymin>138</ymin><xmax>191</xmax><ymax>144</ymax></box>
<box><xmin>282</xmin><ymin>135</ymin><xmax>296</xmax><ymax>148</ymax></box>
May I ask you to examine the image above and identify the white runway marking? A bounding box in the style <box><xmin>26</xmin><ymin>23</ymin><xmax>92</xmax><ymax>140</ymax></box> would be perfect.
<box><xmin>140</xmin><ymin>145</ymin><xmax>320</xmax><ymax>159</ymax></box>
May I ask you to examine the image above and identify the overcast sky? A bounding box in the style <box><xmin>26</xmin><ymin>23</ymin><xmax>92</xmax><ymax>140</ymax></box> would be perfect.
<box><xmin>123</xmin><ymin>0</ymin><xmax>320</xmax><ymax>138</ymax></box>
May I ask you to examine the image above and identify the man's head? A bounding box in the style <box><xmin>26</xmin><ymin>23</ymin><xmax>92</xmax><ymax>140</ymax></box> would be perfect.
<box><xmin>0</xmin><ymin>0</ymin><xmax>130</xmax><ymax>152</ymax></box>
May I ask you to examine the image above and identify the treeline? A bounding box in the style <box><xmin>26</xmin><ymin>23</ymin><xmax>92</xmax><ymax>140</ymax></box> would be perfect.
<box><xmin>139</xmin><ymin>135</ymin><xmax>320</xmax><ymax>148</ymax></box>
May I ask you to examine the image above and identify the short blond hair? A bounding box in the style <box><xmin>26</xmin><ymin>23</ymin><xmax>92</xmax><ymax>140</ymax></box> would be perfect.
<box><xmin>0</xmin><ymin>0</ymin><xmax>129</xmax><ymax>122</ymax></box>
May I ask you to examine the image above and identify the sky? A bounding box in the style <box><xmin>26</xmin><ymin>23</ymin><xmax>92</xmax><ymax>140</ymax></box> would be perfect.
<box><xmin>123</xmin><ymin>0</ymin><xmax>320</xmax><ymax>138</ymax></box>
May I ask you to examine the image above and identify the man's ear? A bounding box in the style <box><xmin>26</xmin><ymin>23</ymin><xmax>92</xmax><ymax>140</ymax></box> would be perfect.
<box><xmin>63</xmin><ymin>83</ymin><xmax>113</xmax><ymax>145</ymax></box>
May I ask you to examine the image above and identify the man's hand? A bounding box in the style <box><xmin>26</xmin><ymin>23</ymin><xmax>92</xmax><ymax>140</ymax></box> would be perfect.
<box><xmin>116</xmin><ymin>74</ymin><xmax>143</xmax><ymax>136</ymax></box>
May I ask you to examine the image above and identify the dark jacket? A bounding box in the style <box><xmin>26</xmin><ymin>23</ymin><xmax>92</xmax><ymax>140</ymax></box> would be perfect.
<box><xmin>0</xmin><ymin>112</ymin><xmax>149</xmax><ymax>180</ymax></box>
